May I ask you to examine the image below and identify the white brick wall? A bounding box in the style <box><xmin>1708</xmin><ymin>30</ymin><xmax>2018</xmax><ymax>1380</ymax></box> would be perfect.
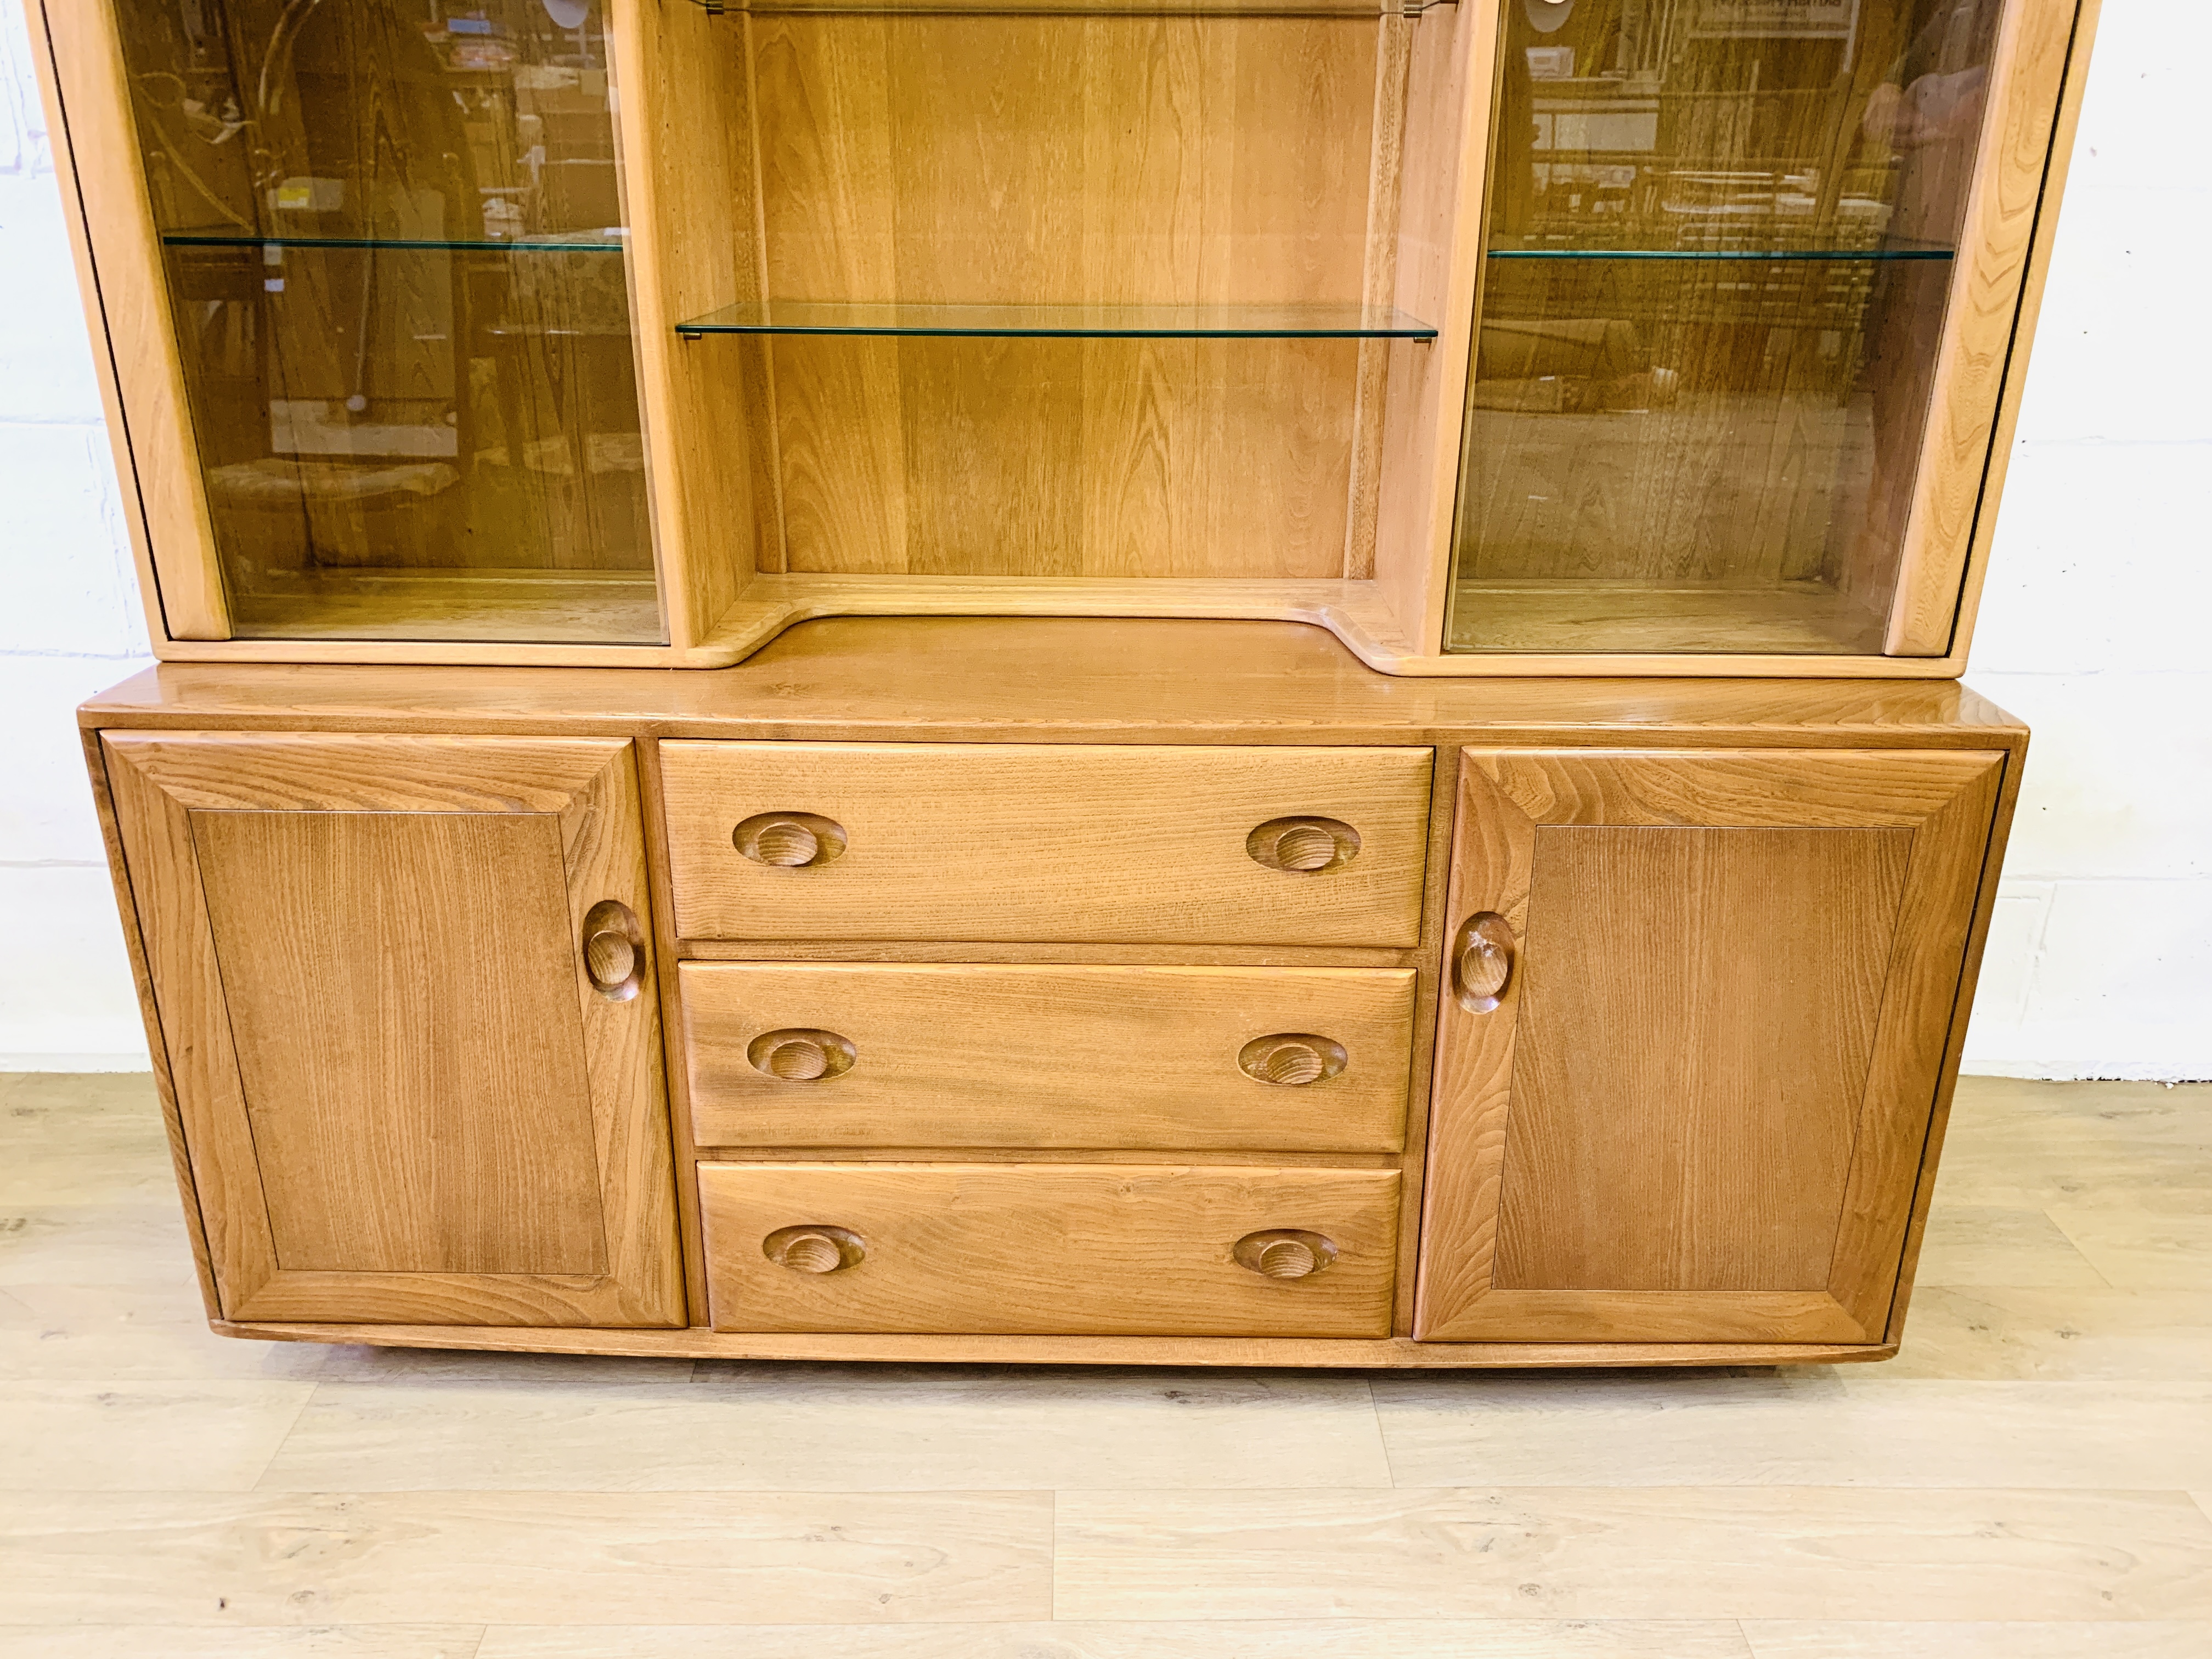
<box><xmin>0</xmin><ymin>0</ymin><xmax>154</xmax><ymax>1069</ymax></box>
<box><xmin>1958</xmin><ymin>0</ymin><xmax>2212</xmax><ymax>1079</ymax></box>
<box><xmin>0</xmin><ymin>2</ymin><xmax>2203</xmax><ymax>1077</ymax></box>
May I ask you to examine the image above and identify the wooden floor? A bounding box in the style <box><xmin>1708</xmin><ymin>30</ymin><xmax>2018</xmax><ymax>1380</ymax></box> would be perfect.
<box><xmin>3</xmin><ymin>1072</ymin><xmax>2209</xmax><ymax>1656</ymax></box>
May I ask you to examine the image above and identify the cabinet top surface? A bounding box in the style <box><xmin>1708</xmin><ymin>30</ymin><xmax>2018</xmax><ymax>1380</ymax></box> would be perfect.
<box><xmin>81</xmin><ymin>619</ymin><xmax>2024</xmax><ymax>744</ymax></box>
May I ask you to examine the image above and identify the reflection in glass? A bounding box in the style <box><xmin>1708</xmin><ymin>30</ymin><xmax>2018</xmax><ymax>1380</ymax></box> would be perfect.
<box><xmin>1447</xmin><ymin>0</ymin><xmax>2005</xmax><ymax>655</ymax></box>
<box><xmin>117</xmin><ymin>0</ymin><xmax>661</xmax><ymax>644</ymax></box>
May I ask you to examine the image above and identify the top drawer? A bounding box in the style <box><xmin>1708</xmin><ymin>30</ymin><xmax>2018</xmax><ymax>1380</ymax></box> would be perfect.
<box><xmin>660</xmin><ymin>743</ymin><xmax>1432</xmax><ymax>945</ymax></box>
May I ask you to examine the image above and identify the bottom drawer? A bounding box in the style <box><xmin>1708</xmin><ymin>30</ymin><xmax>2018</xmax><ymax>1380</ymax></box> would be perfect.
<box><xmin>699</xmin><ymin>1163</ymin><xmax>1401</xmax><ymax>1337</ymax></box>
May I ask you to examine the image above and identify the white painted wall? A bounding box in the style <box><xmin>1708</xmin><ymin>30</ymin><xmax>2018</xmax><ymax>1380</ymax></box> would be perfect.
<box><xmin>0</xmin><ymin>2</ymin><xmax>2204</xmax><ymax>1077</ymax></box>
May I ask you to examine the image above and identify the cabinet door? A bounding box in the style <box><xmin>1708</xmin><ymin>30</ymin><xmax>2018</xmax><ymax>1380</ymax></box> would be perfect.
<box><xmin>1416</xmin><ymin>749</ymin><xmax>2006</xmax><ymax>1345</ymax></box>
<box><xmin>103</xmin><ymin>733</ymin><xmax>684</xmax><ymax>1327</ymax></box>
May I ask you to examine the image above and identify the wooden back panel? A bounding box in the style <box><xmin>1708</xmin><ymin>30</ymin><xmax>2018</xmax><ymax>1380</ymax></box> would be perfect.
<box><xmin>742</xmin><ymin>16</ymin><xmax>1383</xmax><ymax>581</ymax></box>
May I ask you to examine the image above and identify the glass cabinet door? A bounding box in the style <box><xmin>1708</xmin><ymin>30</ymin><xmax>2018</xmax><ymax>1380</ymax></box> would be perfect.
<box><xmin>116</xmin><ymin>0</ymin><xmax>662</xmax><ymax>644</ymax></box>
<box><xmin>1447</xmin><ymin>0</ymin><xmax>2008</xmax><ymax>656</ymax></box>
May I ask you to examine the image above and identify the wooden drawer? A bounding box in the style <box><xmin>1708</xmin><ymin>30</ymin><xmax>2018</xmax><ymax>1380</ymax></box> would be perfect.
<box><xmin>699</xmin><ymin>1163</ymin><xmax>1401</xmax><ymax>1336</ymax></box>
<box><xmin>681</xmin><ymin>962</ymin><xmax>1417</xmax><ymax>1152</ymax></box>
<box><xmin>658</xmin><ymin>742</ymin><xmax>1432</xmax><ymax>945</ymax></box>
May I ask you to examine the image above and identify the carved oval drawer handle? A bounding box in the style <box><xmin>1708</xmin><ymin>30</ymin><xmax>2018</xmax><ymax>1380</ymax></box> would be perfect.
<box><xmin>763</xmin><ymin>1224</ymin><xmax>865</xmax><ymax>1274</ymax></box>
<box><xmin>1453</xmin><ymin>912</ymin><xmax>1516</xmax><ymax>1013</ymax></box>
<box><xmin>747</xmin><ymin>1029</ymin><xmax>856</xmax><ymax>1082</ymax></box>
<box><xmin>1234</xmin><ymin>1229</ymin><xmax>1338</xmax><ymax>1280</ymax></box>
<box><xmin>735</xmin><ymin>811</ymin><xmax>848</xmax><ymax>868</ymax></box>
<box><xmin>579</xmin><ymin>899</ymin><xmax>645</xmax><ymax>1002</ymax></box>
<box><xmin>1246</xmin><ymin>816</ymin><xmax>1360</xmax><ymax>875</ymax></box>
<box><xmin>1237</xmin><ymin>1034</ymin><xmax>1348</xmax><ymax>1087</ymax></box>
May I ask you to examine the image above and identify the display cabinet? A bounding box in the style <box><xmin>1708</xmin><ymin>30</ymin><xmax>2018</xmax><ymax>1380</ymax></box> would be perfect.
<box><xmin>39</xmin><ymin>0</ymin><xmax>2091</xmax><ymax>673</ymax></box>
<box><xmin>49</xmin><ymin>0</ymin><xmax>2085</xmax><ymax>1368</ymax></box>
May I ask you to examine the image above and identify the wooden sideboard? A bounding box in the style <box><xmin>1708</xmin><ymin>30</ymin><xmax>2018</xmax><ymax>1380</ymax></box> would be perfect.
<box><xmin>83</xmin><ymin>617</ymin><xmax>2023</xmax><ymax>1366</ymax></box>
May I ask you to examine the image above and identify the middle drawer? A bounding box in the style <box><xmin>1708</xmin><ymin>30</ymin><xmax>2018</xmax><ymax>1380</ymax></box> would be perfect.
<box><xmin>681</xmin><ymin>962</ymin><xmax>1417</xmax><ymax>1151</ymax></box>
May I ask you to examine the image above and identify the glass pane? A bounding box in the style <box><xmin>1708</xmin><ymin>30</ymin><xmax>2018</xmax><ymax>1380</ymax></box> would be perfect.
<box><xmin>117</xmin><ymin>0</ymin><xmax>662</xmax><ymax>645</ymax></box>
<box><xmin>676</xmin><ymin>300</ymin><xmax>1438</xmax><ymax>338</ymax></box>
<box><xmin>1447</xmin><ymin>0</ymin><xmax>2006</xmax><ymax>656</ymax></box>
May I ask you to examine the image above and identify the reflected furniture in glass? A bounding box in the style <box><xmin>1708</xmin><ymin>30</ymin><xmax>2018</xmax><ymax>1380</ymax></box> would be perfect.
<box><xmin>50</xmin><ymin>0</ymin><xmax>2089</xmax><ymax>1368</ymax></box>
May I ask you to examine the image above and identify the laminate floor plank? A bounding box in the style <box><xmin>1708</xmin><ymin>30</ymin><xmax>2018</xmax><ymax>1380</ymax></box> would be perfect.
<box><xmin>470</xmin><ymin>1620</ymin><xmax>1756</xmax><ymax>1657</ymax></box>
<box><xmin>5</xmin><ymin>1070</ymin><xmax>2212</xmax><ymax>1647</ymax></box>
<box><xmin>1880</xmin><ymin>1287</ymin><xmax>2212</xmax><ymax>1380</ymax></box>
<box><xmin>0</xmin><ymin>1285</ymin><xmax>330</xmax><ymax>1381</ymax></box>
<box><xmin>0</xmin><ymin>1628</ymin><xmax>486</xmax><ymax>1658</ymax></box>
<box><xmin>1908</xmin><ymin>1205</ymin><xmax>2110</xmax><ymax>1286</ymax></box>
<box><xmin>256</xmin><ymin>1369</ymin><xmax>1393</xmax><ymax>1493</ymax></box>
<box><xmin>0</xmin><ymin>1202</ymin><xmax>206</xmax><ymax>1289</ymax></box>
<box><xmin>1052</xmin><ymin>1487</ymin><xmax>2212</xmax><ymax>1621</ymax></box>
<box><xmin>2047</xmin><ymin>1211</ymin><xmax>2212</xmax><ymax>1289</ymax></box>
<box><xmin>0</xmin><ymin>1380</ymin><xmax>317</xmax><ymax>1491</ymax></box>
<box><xmin>1373</xmin><ymin>1373</ymin><xmax>2212</xmax><ymax>1488</ymax></box>
<box><xmin>1738</xmin><ymin>1624</ymin><xmax>2212</xmax><ymax>1658</ymax></box>
<box><xmin>0</xmin><ymin>1492</ymin><xmax>1054</xmax><ymax>1625</ymax></box>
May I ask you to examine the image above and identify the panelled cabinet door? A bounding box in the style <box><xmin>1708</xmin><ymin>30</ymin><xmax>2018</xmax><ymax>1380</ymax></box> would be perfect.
<box><xmin>103</xmin><ymin>733</ymin><xmax>684</xmax><ymax>1327</ymax></box>
<box><xmin>1415</xmin><ymin>749</ymin><xmax>2007</xmax><ymax>1345</ymax></box>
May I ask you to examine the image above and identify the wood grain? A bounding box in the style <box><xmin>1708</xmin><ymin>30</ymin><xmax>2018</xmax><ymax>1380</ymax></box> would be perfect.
<box><xmin>1496</xmin><ymin>826</ymin><xmax>1911</xmax><ymax>1291</ymax></box>
<box><xmin>1417</xmin><ymin>748</ymin><xmax>2007</xmax><ymax>1344</ymax></box>
<box><xmin>659</xmin><ymin>741</ymin><xmax>1433</xmax><ymax>945</ymax></box>
<box><xmin>192</xmin><ymin>811</ymin><xmax>606</xmax><ymax>1275</ymax></box>
<box><xmin>698</xmin><ymin>1163</ymin><xmax>1400</xmax><ymax>1337</ymax></box>
<box><xmin>78</xmin><ymin>615</ymin><xmax>2034</xmax><ymax>740</ymax></box>
<box><xmin>33</xmin><ymin>0</ymin><xmax>227</xmax><ymax>640</ymax></box>
<box><xmin>682</xmin><ymin>962</ymin><xmax>1415</xmax><ymax>1151</ymax></box>
<box><xmin>100</xmin><ymin>732</ymin><xmax>682</xmax><ymax>1327</ymax></box>
<box><xmin>753</xmin><ymin>17</ymin><xmax>1376</xmax><ymax>583</ymax></box>
<box><xmin>1887</xmin><ymin>0</ymin><xmax>2085</xmax><ymax>653</ymax></box>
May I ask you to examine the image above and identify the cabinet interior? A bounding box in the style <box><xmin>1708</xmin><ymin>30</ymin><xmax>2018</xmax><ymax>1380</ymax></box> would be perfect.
<box><xmin>84</xmin><ymin>0</ymin><xmax>2076</xmax><ymax>665</ymax></box>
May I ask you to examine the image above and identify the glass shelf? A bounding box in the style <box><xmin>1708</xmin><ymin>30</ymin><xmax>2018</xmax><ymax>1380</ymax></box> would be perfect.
<box><xmin>162</xmin><ymin>232</ymin><xmax>628</xmax><ymax>255</ymax></box>
<box><xmin>676</xmin><ymin>300</ymin><xmax>1437</xmax><ymax>340</ymax></box>
<box><xmin>1484</xmin><ymin>247</ymin><xmax>1955</xmax><ymax>262</ymax></box>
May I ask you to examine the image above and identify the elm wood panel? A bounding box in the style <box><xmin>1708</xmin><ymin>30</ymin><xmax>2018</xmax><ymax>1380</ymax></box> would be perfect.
<box><xmin>99</xmin><ymin>732</ymin><xmax>683</xmax><ymax>1327</ymax></box>
<box><xmin>1495</xmin><ymin>826</ymin><xmax>1912</xmax><ymax>1293</ymax></box>
<box><xmin>1373</xmin><ymin>0</ymin><xmax>1497</xmax><ymax>654</ymax></box>
<box><xmin>1415</xmin><ymin>748</ymin><xmax>2006</xmax><ymax>1345</ymax></box>
<box><xmin>699</xmin><ymin>1163</ymin><xmax>1401</xmax><ymax>1337</ymax></box>
<box><xmin>79</xmin><ymin>727</ymin><xmax>224</xmax><ymax>1322</ymax></box>
<box><xmin>193</xmin><ymin>811</ymin><xmax>605</xmax><ymax>1275</ymax></box>
<box><xmin>679</xmin><ymin>940</ymin><xmax>1415</xmax><ymax>968</ymax></box>
<box><xmin>77</xmin><ymin>619</ymin><xmax>2034</xmax><ymax>740</ymax></box>
<box><xmin>33</xmin><ymin>0</ymin><xmax>227</xmax><ymax>640</ymax></box>
<box><xmin>755</xmin><ymin>19</ymin><xmax>1375</xmax><ymax>582</ymax></box>
<box><xmin>681</xmin><ymin>962</ymin><xmax>1415</xmax><ymax>1151</ymax></box>
<box><xmin>218</xmin><ymin>1320</ymin><xmax>1894</xmax><ymax>1369</ymax></box>
<box><xmin>1886</xmin><ymin>0</ymin><xmax>2085</xmax><ymax>654</ymax></box>
<box><xmin>658</xmin><ymin>741</ymin><xmax>1434</xmax><ymax>946</ymax></box>
<box><xmin>635</xmin><ymin>727</ymin><xmax>713</xmax><ymax>1327</ymax></box>
<box><xmin>1342</xmin><ymin>13</ymin><xmax>1414</xmax><ymax>584</ymax></box>
<box><xmin>608</xmin><ymin>0</ymin><xmax>758</xmax><ymax>645</ymax></box>
<box><xmin>1940</xmin><ymin>0</ymin><xmax>2102</xmax><ymax>682</ymax></box>
<box><xmin>1880</xmin><ymin>715</ymin><xmax>2031</xmax><ymax>1347</ymax></box>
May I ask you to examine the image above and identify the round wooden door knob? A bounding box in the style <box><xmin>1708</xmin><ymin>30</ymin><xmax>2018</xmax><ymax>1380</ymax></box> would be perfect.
<box><xmin>1246</xmin><ymin>816</ymin><xmax>1361</xmax><ymax>874</ymax></box>
<box><xmin>747</xmin><ymin>1029</ymin><xmax>856</xmax><ymax>1082</ymax></box>
<box><xmin>763</xmin><ymin>1224</ymin><xmax>864</xmax><ymax>1273</ymax></box>
<box><xmin>735</xmin><ymin>811</ymin><xmax>848</xmax><ymax>868</ymax></box>
<box><xmin>1233</xmin><ymin>1229</ymin><xmax>1339</xmax><ymax>1280</ymax></box>
<box><xmin>578</xmin><ymin>899</ymin><xmax>644</xmax><ymax>1001</ymax></box>
<box><xmin>1453</xmin><ymin>912</ymin><xmax>1517</xmax><ymax>1013</ymax></box>
<box><xmin>1237</xmin><ymin>1034</ymin><xmax>1348</xmax><ymax>1087</ymax></box>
